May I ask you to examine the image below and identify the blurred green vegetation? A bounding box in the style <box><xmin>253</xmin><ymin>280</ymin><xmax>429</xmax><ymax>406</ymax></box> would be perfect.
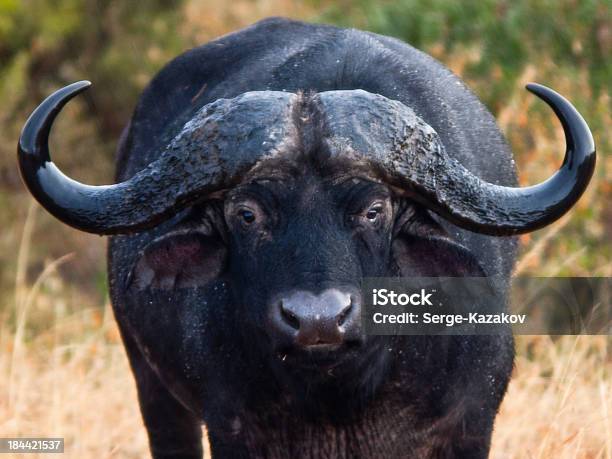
<box><xmin>316</xmin><ymin>0</ymin><xmax>610</xmax><ymax>111</ymax></box>
<box><xmin>0</xmin><ymin>0</ymin><xmax>186</xmax><ymax>184</ymax></box>
<box><xmin>0</xmin><ymin>0</ymin><xmax>609</xmax><ymax>309</ymax></box>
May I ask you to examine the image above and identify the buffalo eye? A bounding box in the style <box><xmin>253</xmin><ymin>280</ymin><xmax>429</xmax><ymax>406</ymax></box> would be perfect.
<box><xmin>364</xmin><ymin>202</ymin><xmax>385</xmax><ymax>224</ymax></box>
<box><xmin>239</xmin><ymin>209</ymin><xmax>256</xmax><ymax>225</ymax></box>
<box><xmin>347</xmin><ymin>198</ymin><xmax>390</xmax><ymax>228</ymax></box>
<box><xmin>366</xmin><ymin>203</ymin><xmax>384</xmax><ymax>222</ymax></box>
<box><xmin>225</xmin><ymin>197</ymin><xmax>266</xmax><ymax>232</ymax></box>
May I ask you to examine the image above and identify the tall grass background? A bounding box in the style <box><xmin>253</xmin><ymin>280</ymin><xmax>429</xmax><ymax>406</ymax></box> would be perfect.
<box><xmin>0</xmin><ymin>0</ymin><xmax>610</xmax><ymax>457</ymax></box>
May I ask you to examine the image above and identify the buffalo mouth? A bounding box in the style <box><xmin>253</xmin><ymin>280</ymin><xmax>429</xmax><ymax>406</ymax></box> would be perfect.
<box><xmin>264</xmin><ymin>337</ymin><xmax>394</xmax><ymax>411</ymax></box>
<box><xmin>275</xmin><ymin>340</ymin><xmax>363</xmax><ymax>369</ymax></box>
<box><xmin>269</xmin><ymin>335</ymin><xmax>388</xmax><ymax>383</ymax></box>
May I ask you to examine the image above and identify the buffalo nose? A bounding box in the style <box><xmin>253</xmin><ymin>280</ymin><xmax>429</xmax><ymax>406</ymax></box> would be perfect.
<box><xmin>271</xmin><ymin>289</ymin><xmax>361</xmax><ymax>348</ymax></box>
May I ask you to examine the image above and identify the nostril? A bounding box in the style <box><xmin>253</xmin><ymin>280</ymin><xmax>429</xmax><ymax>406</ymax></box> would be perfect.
<box><xmin>280</xmin><ymin>302</ymin><xmax>300</xmax><ymax>330</ymax></box>
<box><xmin>336</xmin><ymin>301</ymin><xmax>354</xmax><ymax>327</ymax></box>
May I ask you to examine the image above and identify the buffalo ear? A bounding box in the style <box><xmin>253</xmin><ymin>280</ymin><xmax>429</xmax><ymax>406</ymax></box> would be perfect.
<box><xmin>128</xmin><ymin>231</ymin><xmax>226</xmax><ymax>290</ymax></box>
<box><xmin>392</xmin><ymin>211</ymin><xmax>486</xmax><ymax>277</ymax></box>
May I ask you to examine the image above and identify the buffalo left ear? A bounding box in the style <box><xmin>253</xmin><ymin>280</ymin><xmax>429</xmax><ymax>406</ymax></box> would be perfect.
<box><xmin>392</xmin><ymin>210</ymin><xmax>487</xmax><ymax>277</ymax></box>
<box><xmin>128</xmin><ymin>230</ymin><xmax>226</xmax><ymax>290</ymax></box>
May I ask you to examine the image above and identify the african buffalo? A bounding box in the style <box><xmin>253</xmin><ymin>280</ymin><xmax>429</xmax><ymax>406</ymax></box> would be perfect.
<box><xmin>18</xmin><ymin>18</ymin><xmax>595</xmax><ymax>459</ymax></box>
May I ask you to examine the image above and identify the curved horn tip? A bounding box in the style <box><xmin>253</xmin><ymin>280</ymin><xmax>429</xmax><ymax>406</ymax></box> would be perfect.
<box><xmin>18</xmin><ymin>81</ymin><xmax>93</xmax><ymax>160</ymax></box>
<box><xmin>67</xmin><ymin>79</ymin><xmax>92</xmax><ymax>92</ymax></box>
<box><xmin>49</xmin><ymin>80</ymin><xmax>92</xmax><ymax>112</ymax></box>
<box><xmin>41</xmin><ymin>80</ymin><xmax>93</xmax><ymax>109</ymax></box>
<box><xmin>525</xmin><ymin>82</ymin><xmax>547</xmax><ymax>94</ymax></box>
<box><xmin>525</xmin><ymin>81</ymin><xmax>595</xmax><ymax>151</ymax></box>
<box><xmin>525</xmin><ymin>82</ymin><xmax>564</xmax><ymax>105</ymax></box>
<box><xmin>49</xmin><ymin>80</ymin><xmax>93</xmax><ymax>107</ymax></box>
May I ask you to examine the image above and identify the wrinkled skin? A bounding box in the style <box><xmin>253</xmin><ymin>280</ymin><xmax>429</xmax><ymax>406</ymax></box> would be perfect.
<box><xmin>108</xmin><ymin>18</ymin><xmax>517</xmax><ymax>458</ymax></box>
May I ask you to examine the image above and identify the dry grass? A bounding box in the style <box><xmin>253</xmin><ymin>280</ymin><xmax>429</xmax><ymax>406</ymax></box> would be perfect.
<box><xmin>491</xmin><ymin>336</ymin><xmax>611</xmax><ymax>459</ymax></box>
<box><xmin>0</xmin><ymin>205</ymin><xmax>610</xmax><ymax>458</ymax></box>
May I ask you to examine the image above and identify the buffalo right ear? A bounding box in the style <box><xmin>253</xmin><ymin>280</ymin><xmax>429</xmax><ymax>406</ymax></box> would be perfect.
<box><xmin>393</xmin><ymin>234</ymin><xmax>487</xmax><ymax>277</ymax></box>
<box><xmin>392</xmin><ymin>208</ymin><xmax>487</xmax><ymax>277</ymax></box>
<box><xmin>127</xmin><ymin>230</ymin><xmax>226</xmax><ymax>290</ymax></box>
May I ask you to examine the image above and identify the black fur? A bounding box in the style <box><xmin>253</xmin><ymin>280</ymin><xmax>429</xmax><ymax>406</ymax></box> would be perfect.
<box><xmin>109</xmin><ymin>18</ymin><xmax>517</xmax><ymax>458</ymax></box>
